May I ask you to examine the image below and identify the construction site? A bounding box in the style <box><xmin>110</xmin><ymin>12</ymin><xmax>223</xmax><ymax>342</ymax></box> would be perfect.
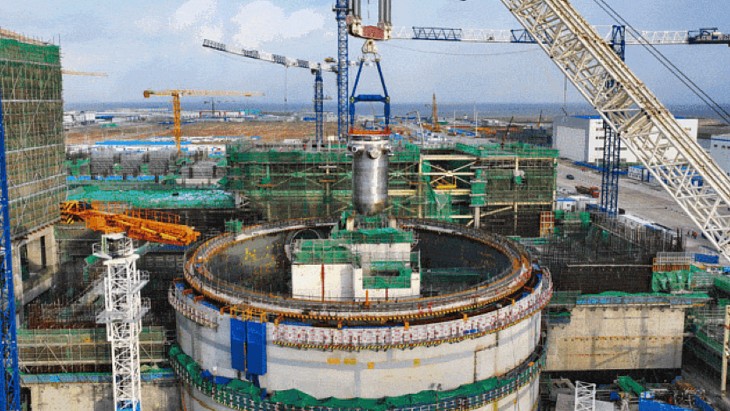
<box><xmin>1</xmin><ymin>1</ymin><xmax>730</xmax><ymax>411</ymax></box>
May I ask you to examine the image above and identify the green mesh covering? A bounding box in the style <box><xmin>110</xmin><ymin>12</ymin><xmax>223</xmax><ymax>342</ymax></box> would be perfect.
<box><xmin>454</xmin><ymin>142</ymin><xmax>558</xmax><ymax>158</ymax></box>
<box><xmin>225</xmin><ymin>220</ymin><xmax>244</xmax><ymax>233</ymax></box>
<box><xmin>652</xmin><ymin>266</ymin><xmax>708</xmax><ymax>293</ymax></box>
<box><xmin>0</xmin><ymin>38</ymin><xmax>60</xmax><ymax>64</ymax></box>
<box><xmin>170</xmin><ymin>344</ymin><xmax>540</xmax><ymax>410</ymax></box>
<box><xmin>67</xmin><ymin>186</ymin><xmax>234</xmax><ymax>209</ymax></box>
<box><xmin>715</xmin><ymin>276</ymin><xmax>730</xmax><ymax>294</ymax></box>
<box><xmin>617</xmin><ymin>375</ymin><xmax>646</xmax><ymax>396</ymax></box>
<box><xmin>363</xmin><ymin>261</ymin><xmax>412</xmax><ymax>289</ymax></box>
<box><xmin>332</xmin><ymin>227</ymin><xmax>414</xmax><ymax>244</ymax></box>
<box><xmin>292</xmin><ymin>239</ymin><xmax>357</xmax><ymax>265</ymax></box>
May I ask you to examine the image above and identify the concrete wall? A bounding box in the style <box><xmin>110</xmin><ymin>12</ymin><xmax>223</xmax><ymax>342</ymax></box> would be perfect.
<box><xmin>26</xmin><ymin>378</ymin><xmax>179</xmax><ymax>411</ymax></box>
<box><xmin>553</xmin><ymin>116</ymin><xmax>590</xmax><ymax>161</ymax></box>
<box><xmin>13</xmin><ymin>225</ymin><xmax>60</xmax><ymax>307</ymax></box>
<box><xmin>545</xmin><ymin>304</ymin><xmax>685</xmax><ymax>371</ymax></box>
<box><xmin>709</xmin><ymin>135</ymin><xmax>730</xmax><ymax>176</ymax></box>
<box><xmin>554</xmin><ymin>116</ymin><xmax>698</xmax><ymax>163</ymax></box>
<box><xmin>292</xmin><ymin>264</ymin><xmax>353</xmax><ymax>300</ymax></box>
<box><xmin>181</xmin><ymin>370</ymin><xmax>540</xmax><ymax>411</ymax></box>
<box><xmin>177</xmin><ymin>311</ymin><xmax>541</xmax><ymax>399</ymax></box>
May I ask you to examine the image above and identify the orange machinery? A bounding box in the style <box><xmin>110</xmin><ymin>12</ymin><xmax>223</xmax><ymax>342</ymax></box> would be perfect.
<box><xmin>61</xmin><ymin>201</ymin><xmax>200</xmax><ymax>246</ymax></box>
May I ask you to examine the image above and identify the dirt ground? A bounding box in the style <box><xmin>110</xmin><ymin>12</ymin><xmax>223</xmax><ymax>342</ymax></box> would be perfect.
<box><xmin>65</xmin><ymin>120</ymin><xmax>327</xmax><ymax>145</ymax></box>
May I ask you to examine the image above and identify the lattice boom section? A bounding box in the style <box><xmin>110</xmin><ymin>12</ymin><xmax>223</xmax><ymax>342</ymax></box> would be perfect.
<box><xmin>500</xmin><ymin>0</ymin><xmax>730</xmax><ymax>260</ymax></box>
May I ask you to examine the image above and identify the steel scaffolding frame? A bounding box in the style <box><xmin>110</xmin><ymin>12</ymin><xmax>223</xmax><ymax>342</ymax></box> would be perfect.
<box><xmin>95</xmin><ymin>234</ymin><xmax>149</xmax><ymax>411</ymax></box>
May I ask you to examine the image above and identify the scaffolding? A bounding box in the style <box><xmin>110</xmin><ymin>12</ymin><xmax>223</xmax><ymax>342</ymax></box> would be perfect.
<box><xmin>95</xmin><ymin>234</ymin><xmax>148</xmax><ymax>411</ymax></box>
<box><xmin>687</xmin><ymin>304</ymin><xmax>726</xmax><ymax>375</ymax></box>
<box><xmin>17</xmin><ymin>326</ymin><xmax>168</xmax><ymax>374</ymax></box>
<box><xmin>0</xmin><ymin>36</ymin><xmax>65</xmax><ymax>237</ymax></box>
<box><xmin>523</xmin><ymin>212</ymin><xmax>682</xmax><ymax>293</ymax></box>
<box><xmin>223</xmin><ymin>140</ymin><xmax>557</xmax><ymax>236</ymax></box>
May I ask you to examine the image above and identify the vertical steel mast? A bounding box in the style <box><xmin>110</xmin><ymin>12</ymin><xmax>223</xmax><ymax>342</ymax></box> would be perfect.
<box><xmin>334</xmin><ymin>0</ymin><xmax>350</xmax><ymax>141</ymax></box>
<box><xmin>96</xmin><ymin>234</ymin><xmax>149</xmax><ymax>411</ymax></box>
<box><xmin>0</xmin><ymin>86</ymin><xmax>20</xmax><ymax>411</ymax></box>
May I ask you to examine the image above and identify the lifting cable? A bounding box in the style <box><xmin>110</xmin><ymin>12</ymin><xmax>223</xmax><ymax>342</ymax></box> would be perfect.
<box><xmin>591</xmin><ymin>0</ymin><xmax>730</xmax><ymax>125</ymax></box>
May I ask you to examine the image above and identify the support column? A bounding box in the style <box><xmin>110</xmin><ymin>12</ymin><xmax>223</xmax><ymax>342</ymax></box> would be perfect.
<box><xmin>722</xmin><ymin>304</ymin><xmax>730</xmax><ymax>394</ymax></box>
<box><xmin>474</xmin><ymin>207</ymin><xmax>481</xmax><ymax>229</ymax></box>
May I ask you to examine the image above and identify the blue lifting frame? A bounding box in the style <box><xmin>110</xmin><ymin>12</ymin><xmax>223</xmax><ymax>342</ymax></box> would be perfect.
<box><xmin>349</xmin><ymin>58</ymin><xmax>390</xmax><ymax>131</ymax></box>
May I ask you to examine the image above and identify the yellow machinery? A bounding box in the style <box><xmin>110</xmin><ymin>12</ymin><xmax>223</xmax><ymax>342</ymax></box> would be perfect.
<box><xmin>61</xmin><ymin>201</ymin><xmax>200</xmax><ymax>246</ymax></box>
<box><xmin>61</xmin><ymin>70</ymin><xmax>108</xmax><ymax>77</ymax></box>
<box><xmin>143</xmin><ymin>89</ymin><xmax>263</xmax><ymax>153</ymax></box>
<box><xmin>431</xmin><ymin>93</ymin><xmax>440</xmax><ymax>133</ymax></box>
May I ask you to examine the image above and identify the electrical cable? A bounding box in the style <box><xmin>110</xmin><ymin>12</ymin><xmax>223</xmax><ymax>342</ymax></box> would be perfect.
<box><xmin>591</xmin><ymin>0</ymin><xmax>730</xmax><ymax>124</ymax></box>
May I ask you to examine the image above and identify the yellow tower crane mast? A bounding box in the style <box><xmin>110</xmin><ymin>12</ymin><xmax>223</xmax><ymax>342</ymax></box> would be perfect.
<box><xmin>431</xmin><ymin>93</ymin><xmax>441</xmax><ymax>133</ymax></box>
<box><xmin>143</xmin><ymin>89</ymin><xmax>263</xmax><ymax>153</ymax></box>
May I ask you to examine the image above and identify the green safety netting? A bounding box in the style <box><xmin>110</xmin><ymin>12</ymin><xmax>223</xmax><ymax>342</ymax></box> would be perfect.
<box><xmin>269</xmin><ymin>389</ymin><xmax>320</xmax><ymax>407</ymax></box>
<box><xmin>617</xmin><ymin>375</ymin><xmax>645</xmax><ymax>396</ymax></box>
<box><xmin>67</xmin><ymin>186</ymin><xmax>235</xmax><ymax>209</ymax></box>
<box><xmin>715</xmin><ymin>276</ymin><xmax>730</xmax><ymax>294</ymax></box>
<box><xmin>170</xmin><ymin>344</ymin><xmax>532</xmax><ymax>410</ymax></box>
<box><xmin>226</xmin><ymin>379</ymin><xmax>262</xmax><ymax>398</ymax></box>
<box><xmin>332</xmin><ymin>227</ymin><xmax>414</xmax><ymax>244</ymax></box>
<box><xmin>454</xmin><ymin>142</ymin><xmax>558</xmax><ymax>158</ymax></box>
<box><xmin>0</xmin><ymin>38</ymin><xmax>60</xmax><ymax>64</ymax></box>
<box><xmin>652</xmin><ymin>266</ymin><xmax>706</xmax><ymax>293</ymax></box>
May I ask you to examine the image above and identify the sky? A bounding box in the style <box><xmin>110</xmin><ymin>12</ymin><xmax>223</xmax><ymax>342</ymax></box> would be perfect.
<box><xmin>3</xmin><ymin>0</ymin><xmax>730</xmax><ymax>108</ymax></box>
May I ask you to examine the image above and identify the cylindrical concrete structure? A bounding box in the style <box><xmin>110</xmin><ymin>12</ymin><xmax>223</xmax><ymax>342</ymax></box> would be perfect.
<box><xmin>349</xmin><ymin>133</ymin><xmax>390</xmax><ymax>216</ymax></box>
<box><xmin>170</xmin><ymin>218</ymin><xmax>552</xmax><ymax>411</ymax></box>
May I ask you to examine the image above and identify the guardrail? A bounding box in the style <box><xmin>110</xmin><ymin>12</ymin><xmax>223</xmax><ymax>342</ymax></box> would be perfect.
<box><xmin>181</xmin><ymin>218</ymin><xmax>533</xmax><ymax>322</ymax></box>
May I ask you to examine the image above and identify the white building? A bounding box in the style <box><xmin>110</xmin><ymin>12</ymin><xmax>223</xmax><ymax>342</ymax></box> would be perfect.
<box><xmin>709</xmin><ymin>135</ymin><xmax>730</xmax><ymax>177</ymax></box>
<box><xmin>553</xmin><ymin>115</ymin><xmax>698</xmax><ymax>163</ymax></box>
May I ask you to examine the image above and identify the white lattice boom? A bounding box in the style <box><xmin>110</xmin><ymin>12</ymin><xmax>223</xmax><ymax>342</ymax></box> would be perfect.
<box><xmin>500</xmin><ymin>0</ymin><xmax>730</xmax><ymax>262</ymax></box>
<box><xmin>96</xmin><ymin>234</ymin><xmax>149</xmax><ymax>411</ymax></box>
<box><xmin>575</xmin><ymin>381</ymin><xmax>596</xmax><ymax>411</ymax></box>
<box><xmin>390</xmin><ymin>25</ymin><xmax>693</xmax><ymax>45</ymax></box>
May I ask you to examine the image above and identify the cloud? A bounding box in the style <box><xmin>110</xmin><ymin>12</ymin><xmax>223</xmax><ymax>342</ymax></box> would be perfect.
<box><xmin>230</xmin><ymin>1</ymin><xmax>325</xmax><ymax>48</ymax></box>
<box><xmin>135</xmin><ymin>16</ymin><xmax>163</xmax><ymax>35</ymax></box>
<box><xmin>198</xmin><ymin>24</ymin><xmax>224</xmax><ymax>42</ymax></box>
<box><xmin>172</xmin><ymin>0</ymin><xmax>217</xmax><ymax>30</ymax></box>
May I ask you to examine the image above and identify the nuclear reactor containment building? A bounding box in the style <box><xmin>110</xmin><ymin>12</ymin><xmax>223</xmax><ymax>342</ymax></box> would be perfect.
<box><xmin>170</xmin><ymin>210</ymin><xmax>551</xmax><ymax>410</ymax></box>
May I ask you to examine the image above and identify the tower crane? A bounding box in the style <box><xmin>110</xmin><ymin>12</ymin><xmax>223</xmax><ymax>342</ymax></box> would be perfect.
<box><xmin>431</xmin><ymin>93</ymin><xmax>441</xmax><ymax>133</ymax></box>
<box><xmin>142</xmin><ymin>89</ymin><xmax>262</xmax><ymax>154</ymax></box>
<box><xmin>390</xmin><ymin>23</ymin><xmax>730</xmax><ymax>216</ymax></box>
<box><xmin>337</xmin><ymin>2</ymin><xmax>730</xmax><ymax>259</ymax></box>
<box><xmin>390</xmin><ymin>25</ymin><xmax>730</xmax><ymax>46</ymax></box>
<box><xmin>61</xmin><ymin>70</ymin><xmax>108</xmax><ymax>77</ymax></box>
<box><xmin>61</xmin><ymin>200</ymin><xmax>199</xmax><ymax>411</ymax></box>
<box><xmin>61</xmin><ymin>201</ymin><xmax>200</xmax><ymax>247</ymax></box>
<box><xmin>202</xmin><ymin>40</ymin><xmax>365</xmax><ymax>148</ymax></box>
<box><xmin>335</xmin><ymin>0</ymin><xmax>393</xmax><ymax>141</ymax></box>
<box><xmin>491</xmin><ymin>0</ymin><xmax>730</xmax><ymax>261</ymax></box>
<box><xmin>203</xmin><ymin>41</ymin><xmax>335</xmax><ymax>148</ymax></box>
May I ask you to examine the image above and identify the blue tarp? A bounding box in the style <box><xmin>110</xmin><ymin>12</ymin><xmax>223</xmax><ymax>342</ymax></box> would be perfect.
<box><xmin>695</xmin><ymin>253</ymin><xmax>720</xmax><ymax>264</ymax></box>
<box><xmin>246</xmin><ymin>322</ymin><xmax>267</xmax><ymax>376</ymax></box>
<box><xmin>639</xmin><ymin>399</ymin><xmax>693</xmax><ymax>411</ymax></box>
<box><xmin>230</xmin><ymin>318</ymin><xmax>246</xmax><ymax>371</ymax></box>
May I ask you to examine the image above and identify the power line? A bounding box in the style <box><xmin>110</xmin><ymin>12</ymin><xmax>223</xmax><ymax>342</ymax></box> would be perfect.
<box><xmin>592</xmin><ymin>0</ymin><xmax>730</xmax><ymax>124</ymax></box>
